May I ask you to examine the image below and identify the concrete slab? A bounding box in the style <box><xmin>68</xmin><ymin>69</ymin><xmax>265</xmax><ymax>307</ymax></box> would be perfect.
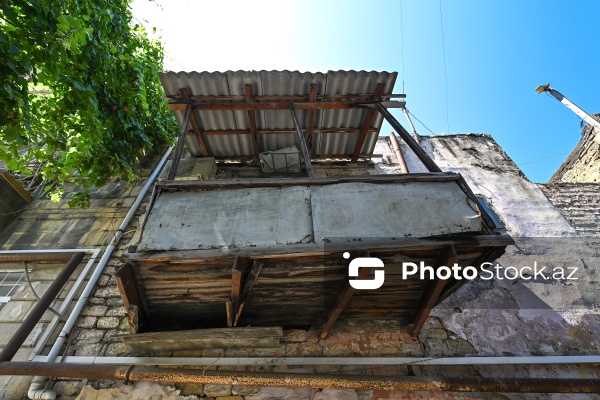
<box><xmin>138</xmin><ymin>187</ymin><xmax>313</xmax><ymax>251</ymax></box>
<box><xmin>311</xmin><ymin>182</ymin><xmax>480</xmax><ymax>242</ymax></box>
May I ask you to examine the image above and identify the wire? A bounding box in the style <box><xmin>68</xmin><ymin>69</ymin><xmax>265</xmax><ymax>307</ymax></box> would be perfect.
<box><xmin>407</xmin><ymin>109</ymin><xmax>438</xmax><ymax>136</ymax></box>
<box><xmin>400</xmin><ymin>0</ymin><xmax>406</xmax><ymax>93</ymax></box>
<box><xmin>517</xmin><ymin>152</ymin><xmax>571</xmax><ymax>166</ymax></box>
<box><xmin>438</xmin><ymin>0</ymin><xmax>450</xmax><ymax>134</ymax></box>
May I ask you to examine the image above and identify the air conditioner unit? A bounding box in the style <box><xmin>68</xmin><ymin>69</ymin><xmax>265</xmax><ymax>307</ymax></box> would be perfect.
<box><xmin>159</xmin><ymin>157</ymin><xmax>217</xmax><ymax>181</ymax></box>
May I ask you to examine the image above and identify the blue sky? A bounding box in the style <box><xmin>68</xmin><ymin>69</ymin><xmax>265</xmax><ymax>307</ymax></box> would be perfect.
<box><xmin>131</xmin><ymin>0</ymin><xmax>600</xmax><ymax>183</ymax></box>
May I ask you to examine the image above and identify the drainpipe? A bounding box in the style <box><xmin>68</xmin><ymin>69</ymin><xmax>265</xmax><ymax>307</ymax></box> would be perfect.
<box><xmin>28</xmin><ymin>145</ymin><xmax>173</xmax><ymax>400</ymax></box>
<box><xmin>388</xmin><ymin>132</ymin><xmax>409</xmax><ymax>173</ymax></box>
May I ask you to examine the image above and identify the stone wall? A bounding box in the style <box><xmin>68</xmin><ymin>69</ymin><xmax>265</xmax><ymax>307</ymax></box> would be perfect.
<box><xmin>549</xmin><ymin>116</ymin><xmax>599</xmax><ymax>183</ymax></box>
<box><xmin>540</xmin><ymin>183</ymin><xmax>600</xmax><ymax>237</ymax></box>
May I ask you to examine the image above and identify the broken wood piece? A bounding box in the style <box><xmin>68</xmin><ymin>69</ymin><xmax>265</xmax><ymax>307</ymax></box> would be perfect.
<box><xmin>112</xmin><ymin>326</ymin><xmax>283</xmax><ymax>355</ymax></box>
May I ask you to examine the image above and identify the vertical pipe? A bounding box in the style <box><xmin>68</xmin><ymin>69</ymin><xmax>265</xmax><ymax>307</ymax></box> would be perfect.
<box><xmin>28</xmin><ymin>145</ymin><xmax>174</xmax><ymax>400</ymax></box>
<box><xmin>289</xmin><ymin>104</ymin><xmax>314</xmax><ymax>177</ymax></box>
<box><xmin>0</xmin><ymin>252</ymin><xmax>85</xmax><ymax>362</ymax></box>
<box><xmin>388</xmin><ymin>132</ymin><xmax>408</xmax><ymax>173</ymax></box>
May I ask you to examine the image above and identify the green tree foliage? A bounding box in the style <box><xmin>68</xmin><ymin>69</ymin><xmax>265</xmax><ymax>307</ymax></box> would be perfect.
<box><xmin>0</xmin><ymin>0</ymin><xmax>177</xmax><ymax>207</ymax></box>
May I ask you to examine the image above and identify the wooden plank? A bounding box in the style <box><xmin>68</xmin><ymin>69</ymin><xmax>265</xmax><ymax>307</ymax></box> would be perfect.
<box><xmin>245</xmin><ymin>85</ymin><xmax>260</xmax><ymax>161</ymax></box>
<box><xmin>126</xmin><ymin>305</ymin><xmax>139</xmax><ymax>334</ymax></box>
<box><xmin>411</xmin><ymin>245</ymin><xmax>458</xmax><ymax>337</ymax></box>
<box><xmin>166</xmin><ymin>105</ymin><xmax>193</xmax><ymax>181</ymax></box>
<box><xmin>114</xmin><ymin>263</ymin><xmax>150</xmax><ymax>332</ymax></box>
<box><xmin>351</xmin><ymin>84</ymin><xmax>385</xmax><ymax>162</ymax></box>
<box><xmin>179</xmin><ymin>89</ymin><xmax>209</xmax><ymax>157</ymax></box>
<box><xmin>126</xmin><ymin>235</ymin><xmax>513</xmax><ymax>264</ymax></box>
<box><xmin>320</xmin><ymin>251</ymin><xmax>371</xmax><ymax>339</ymax></box>
<box><xmin>157</xmin><ymin>172</ymin><xmax>461</xmax><ymax>190</ymax></box>
<box><xmin>289</xmin><ymin>104</ymin><xmax>314</xmax><ymax>177</ymax></box>
<box><xmin>168</xmin><ymin>101</ymin><xmax>405</xmax><ymax>111</ymax></box>
<box><xmin>306</xmin><ymin>84</ymin><xmax>317</xmax><ymax>155</ymax></box>
<box><xmin>112</xmin><ymin>326</ymin><xmax>283</xmax><ymax>354</ymax></box>
<box><xmin>234</xmin><ymin>260</ymin><xmax>264</xmax><ymax>326</ymax></box>
<box><xmin>228</xmin><ymin>257</ymin><xmax>244</xmax><ymax>327</ymax></box>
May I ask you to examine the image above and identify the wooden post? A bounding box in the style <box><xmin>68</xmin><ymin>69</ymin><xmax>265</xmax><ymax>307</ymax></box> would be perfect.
<box><xmin>289</xmin><ymin>104</ymin><xmax>314</xmax><ymax>177</ymax></box>
<box><xmin>167</xmin><ymin>105</ymin><xmax>193</xmax><ymax>180</ymax></box>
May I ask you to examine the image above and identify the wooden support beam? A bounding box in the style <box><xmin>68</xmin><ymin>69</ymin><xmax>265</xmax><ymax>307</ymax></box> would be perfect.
<box><xmin>306</xmin><ymin>84</ymin><xmax>317</xmax><ymax>155</ymax></box>
<box><xmin>157</xmin><ymin>172</ymin><xmax>461</xmax><ymax>191</ymax></box>
<box><xmin>114</xmin><ymin>263</ymin><xmax>150</xmax><ymax>333</ymax></box>
<box><xmin>376</xmin><ymin>103</ymin><xmax>442</xmax><ymax>173</ymax></box>
<box><xmin>113</xmin><ymin>326</ymin><xmax>283</xmax><ymax>354</ymax></box>
<box><xmin>234</xmin><ymin>260</ymin><xmax>264</xmax><ymax>326</ymax></box>
<box><xmin>289</xmin><ymin>104</ymin><xmax>314</xmax><ymax>177</ymax></box>
<box><xmin>168</xmin><ymin>101</ymin><xmax>405</xmax><ymax>111</ymax></box>
<box><xmin>320</xmin><ymin>251</ymin><xmax>371</xmax><ymax>339</ymax></box>
<box><xmin>186</xmin><ymin>128</ymin><xmax>379</xmax><ymax>136</ymax></box>
<box><xmin>167</xmin><ymin>105</ymin><xmax>193</xmax><ymax>180</ymax></box>
<box><xmin>179</xmin><ymin>89</ymin><xmax>209</xmax><ymax>157</ymax></box>
<box><xmin>411</xmin><ymin>245</ymin><xmax>458</xmax><ymax>337</ymax></box>
<box><xmin>245</xmin><ymin>85</ymin><xmax>260</xmax><ymax>161</ymax></box>
<box><xmin>169</xmin><ymin>93</ymin><xmax>402</xmax><ymax>102</ymax></box>
<box><xmin>227</xmin><ymin>257</ymin><xmax>245</xmax><ymax>327</ymax></box>
<box><xmin>351</xmin><ymin>84</ymin><xmax>385</xmax><ymax>162</ymax></box>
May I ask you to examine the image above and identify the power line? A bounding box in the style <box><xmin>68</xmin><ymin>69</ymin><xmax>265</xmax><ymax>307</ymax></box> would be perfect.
<box><xmin>406</xmin><ymin>109</ymin><xmax>437</xmax><ymax>136</ymax></box>
<box><xmin>400</xmin><ymin>0</ymin><xmax>405</xmax><ymax>93</ymax></box>
<box><xmin>438</xmin><ymin>0</ymin><xmax>450</xmax><ymax>134</ymax></box>
<box><xmin>518</xmin><ymin>152</ymin><xmax>571</xmax><ymax>166</ymax></box>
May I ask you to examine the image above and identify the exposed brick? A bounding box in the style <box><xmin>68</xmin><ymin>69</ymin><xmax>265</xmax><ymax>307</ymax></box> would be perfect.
<box><xmin>204</xmin><ymin>384</ymin><xmax>232</xmax><ymax>397</ymax></box>
<box><xmin>106</xmin><ymin>307</ymin><xmax>126</xmax><ymax>317</ymax></box>
<box><xmin>97</xmin><ymin>316</ymin><xmax>120</xmax><ymax>329</ymax></box>
<box><xmin>80</xmin><ymin>305</ymin><xmax>107</xmax><ymax>317</ymax></box>
<box><xmin>76</xmin><ymin>329</ymin><xmax>105</xmax><ymax>343</ymax></box>
<box><xmin>178</xmin><ymin>383</ymin><xmax>204</xmax><ymax>396</ymax></box>
<box><xmin>105</xmin><ymin>342</ymin><xmax>130</xmax><ymax>356</ymax></box>
<box><xmin>106</xmin><ymin>298</ymin><xmax>124</xmax><ymax>307</ymax></box>
<box><xmin>75</xmin><ymin>316</ymin><xmax>97</xmax><ymax>329</ymax></box>
<box><xmin>232</xmin><ymin>385</ymin><xmax>260</xmax><ymax>395</ymax></box>
<box><xmin>94</xmin><ymin>285</ymin><xmax>120</xmax><ymax>298</ymax></box>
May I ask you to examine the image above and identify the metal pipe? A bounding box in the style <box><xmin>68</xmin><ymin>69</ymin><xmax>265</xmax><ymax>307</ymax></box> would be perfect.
<box><xmin>0</xmin><ymin>253</ymin><xmax>79</xmax><ymax>263</ymax></box>
<box><xmin>27</xmin><ymin>145</ymin><xmax>174</xmax><ymax>399</ymax></box>
<box><xmin>31</xmin><ymin>355</ymin><xmax>600</xmax><ymax>367</ymax></box>
<box><xmin>2</xmin><ymin>362</ymin><xmax>600</xmax><ymax>393</ymax></box>
<box><xmin>29</xmin><ymin>249</ymin><xmax>101</xmax><ymax>359</ymax></box>
<box><xmin>388</xmin><ymin>132</ymin><xmax>408</xmax><ymax>173</ymax></box>
<box><xmin>289</xmin><ymin>104</ymin><xmax>314</xmax><ymax>177</ymax></box>
<box><xmin>0</xmin><ymin>252</ymin><xmax>85</xmax><ymax>362</ymax></box>
<box><xmin>376</xmin><ymin>104</ymin><xmax>441</xmax><ymax>173</ymax></box>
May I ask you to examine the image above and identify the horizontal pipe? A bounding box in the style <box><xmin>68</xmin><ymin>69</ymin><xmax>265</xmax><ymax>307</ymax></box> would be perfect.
<box><xmin>0</xmin><ymin>362</ymin><xmax>598</xmax><ymax>393</ymax></box>
<box><xmin>32</xmin><ymin>355</ymin><xmax>600</xmax><ymax>367</ymax></box>
<box><xmin>0</xmin><ymin>252</ymin><xmax>85</xmax><ymax>362</ymax></box>
<box><xmin>0</xmin><ymin>253</ymin><xmax>79</xmax><ymax>263</ymax></box>
<box><xmin>0</xmin><ymin>249</ymin><xmax>96</xmax><ymax>254</ymax></box>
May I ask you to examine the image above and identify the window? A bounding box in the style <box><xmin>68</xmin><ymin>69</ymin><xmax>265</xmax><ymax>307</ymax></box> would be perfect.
<box><xmin>0</xmin><ymin>270</ymin><xmax>27</xmax><ymax>313</ymax></box>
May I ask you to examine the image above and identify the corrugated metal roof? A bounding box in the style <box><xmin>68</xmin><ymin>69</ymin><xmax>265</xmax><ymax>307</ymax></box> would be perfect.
<box><xmin>159</xmin><ymin>70</ymin><xmax>398</xmax><ymax>158</ymax></box>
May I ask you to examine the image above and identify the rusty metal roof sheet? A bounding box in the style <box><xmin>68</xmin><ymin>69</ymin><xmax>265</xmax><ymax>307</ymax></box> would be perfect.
<box><xmin>159</xmin><ymin>70</ymin><xmax>398</xmax><ymax>158</ymax></box>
